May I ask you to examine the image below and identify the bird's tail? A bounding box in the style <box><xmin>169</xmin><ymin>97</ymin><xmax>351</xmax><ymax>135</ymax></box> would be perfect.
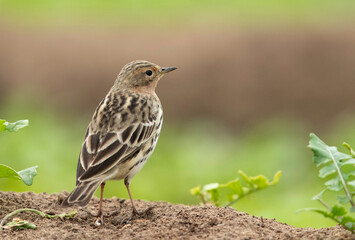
<box><xmin>62</xmin><ymin>181</ymin><xmax>101</xmax><ymax>207</ymax></box>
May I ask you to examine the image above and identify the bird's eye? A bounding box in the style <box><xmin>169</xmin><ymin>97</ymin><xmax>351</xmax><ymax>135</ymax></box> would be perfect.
<box><xmin>145</xmin><ymin>70</ymin><xmax>153</xmax><ymax>76</ymax></box>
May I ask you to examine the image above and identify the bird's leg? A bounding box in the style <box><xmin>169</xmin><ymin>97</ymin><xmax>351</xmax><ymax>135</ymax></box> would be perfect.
<box><xmin>95</xmin><ymin>181</ymin><xmax>106</xmax><ymax>226</ymax></box>
<box><xmin>124</xmin><ymin>178</ymin><xmax>138</xmax><ymax>215</ymax></box>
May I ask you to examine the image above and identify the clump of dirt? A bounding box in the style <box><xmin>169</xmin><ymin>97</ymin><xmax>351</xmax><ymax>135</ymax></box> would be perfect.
<box><xmin>0</xmin><ymin>191</ymin><xmax>353</xmax><ymax>239</ymax></box>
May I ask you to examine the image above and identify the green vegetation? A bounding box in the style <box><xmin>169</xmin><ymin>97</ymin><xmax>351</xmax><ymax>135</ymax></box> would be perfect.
<box><xmin>0</xmin><ymin>117</ymin><xmax>76</xmax><ymax>230</ymax></box>
<box><xmin>0</xmin><ymin>119</ymin><xmax>37</xmax><ymax>186</ymax></box>
<box><xmin>1</xmin><ymin>0</ymin><xmax>354</xmax><ymax>28</ymax></box>
<box><xmin>0</xmin><ymin>164</ymin><xmax>37</xmax><ymax>186</ymax></box>
<box><xmin>298</xmin><ymin>134</ymin><xmax>355</xmax><ymax>232</ymax></box>
<box><xmin>0</xmin><ymin>209</ymin><xmax>76</xmax><ymax>230</ymax></box>
<box><xmin>0</xmin><ymin>119</ymin><xmax>29</xmax><ymax>133</ymax></box>
<box><xmin>1</xmin><ymin>96</ymin><xmax>348</xmax><ymax>229</ymax></box>
<box><xmin>191</xmin><ymin>170</ymin><xmax>281</xmax><ymax>207</ymax></box>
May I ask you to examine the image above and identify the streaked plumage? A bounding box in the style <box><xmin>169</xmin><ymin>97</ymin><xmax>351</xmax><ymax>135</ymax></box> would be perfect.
<box><xmin>62</xmin><ymin>60</ymin><xmax>176</xmax><ymax>224</ymax></box>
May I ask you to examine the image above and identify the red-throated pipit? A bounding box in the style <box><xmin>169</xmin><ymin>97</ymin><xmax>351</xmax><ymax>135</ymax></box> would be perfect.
<box><xmin>62</xmin><ymin>60</ymin><xmax>176</xmax><ymax>225</ymax></box>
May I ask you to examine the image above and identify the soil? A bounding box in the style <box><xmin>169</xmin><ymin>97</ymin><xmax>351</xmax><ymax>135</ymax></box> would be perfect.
<box><xmin>0</xmin><ymin>191</ymin><xmax>353</xmax><ymax>240</ymax></box>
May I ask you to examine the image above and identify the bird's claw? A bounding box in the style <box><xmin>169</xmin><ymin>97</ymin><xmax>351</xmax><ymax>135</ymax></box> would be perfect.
<box><xmin>95</xmin><ymin>215</ymin><xmax>104</xmax><ymax>226</ymax></box>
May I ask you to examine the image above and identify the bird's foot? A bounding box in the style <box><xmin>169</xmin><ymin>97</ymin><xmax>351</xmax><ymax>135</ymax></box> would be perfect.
<box><xmin>95</xmin><ymin>215</ymin><xmax>104</xmax><ymax>226</ymax></box>
<box><xmin>95</xmin><ymin>211</ymin><xmax>104</xmax><ymax>226</ymax></box>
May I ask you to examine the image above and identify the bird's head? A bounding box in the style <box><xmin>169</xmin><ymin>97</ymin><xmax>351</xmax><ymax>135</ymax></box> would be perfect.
<box><xmin>114</xmin><ymin>60</ymin><xmax>177</xmax><ymax>93</ymax></box>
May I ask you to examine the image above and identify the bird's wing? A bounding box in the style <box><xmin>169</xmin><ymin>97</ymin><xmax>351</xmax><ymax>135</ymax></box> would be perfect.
<box><xmin>76</xmin><ymin>117</ymin><xmax>161</xmax><ymax>183</ymax></box>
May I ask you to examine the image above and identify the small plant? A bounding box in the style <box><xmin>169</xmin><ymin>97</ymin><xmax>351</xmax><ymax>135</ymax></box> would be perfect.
<box><xmin>190</xmin><ymin>170</ymin><xmax>281</xmax><ymax>207</ymax></box>
<box><xmin>299</xmin><ymin>133</ymin><xmax>355</xmax><ymax>232</ymax></box>
<box><xmin>0</xmin><ymin>119</ymin><xmax>29</xmax><ymax>133</ymax></box>
<box><xmin>0</xmin><ymin>119</ymin><xmax>75</xmax><ymax>230</ymax></box>
<box><xmin>0</xmin><ymin>209</ymin><xmax>77</xmax><ymax>230</ymax></box>
<box><xmin>0</xmin><ymin>119</ymin><xmax>37</xmax><ymax>186</ymax></box>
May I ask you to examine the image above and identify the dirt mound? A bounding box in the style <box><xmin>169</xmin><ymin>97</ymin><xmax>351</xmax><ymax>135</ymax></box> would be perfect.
<box><xmin>0</xmin><ymin>191</ymin><xmax>353</xmax><ymax>239</ymax></box>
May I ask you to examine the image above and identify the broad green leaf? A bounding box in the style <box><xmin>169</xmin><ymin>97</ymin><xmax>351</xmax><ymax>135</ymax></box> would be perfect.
<box><xmin>5</xmin><ymin>119</ymin><xmax>29</xmax><ymax>132</ymax></box>
<box><xmin>0</xmin><ymin>119</ymin><xmax>6</xmax><ymax>132</ymax></box>
<box><xmin>0</xmin><ymin>164</ymin><xmax>38</xmax><ymax>186</ymax></box>
<box><xmin>17</xmin><ymin>166</ymin><xmax>38</xmax><ymax>186</ymax></box>
<box><xmin>319</xmin><ymin>165</ymin><xmax>336</xmax><ymax>178</ymax></box>
<box><xmin>344</xmin><ymin>171</ymin><xmax>355</xmax><ymax>180</ymax></box>
<box><xmin>337</xmin><ymin>195</ymin><xmax>351</xmax><ymax>205</ymax></box>
<box><xmin>340</xmin><ymin>158</ymin><xmax>355</xmax><ymax>166</ymax></box>
<box><xmin>325</xmin><ymin>177</ymin><xmax>343</xmax><ymax>191</ymax></box>
<box><xmin>308</xmin><ymin>133</ymin><xmax>351</xmax><ymax>167</ymax></box>
<box><xmin>0</xmin><ymin>164</ymin><xmax>21</xmax><ymax>181</ymax></box>
<box><xmin>347</xmin><ymin>180</ymin><xmax>355</xmax><ymax>189</ymax></box>
<box><xmin>202</xmin><ymin>183</ymin><xmax>219</xmax><ymax>192</ymax></box>
<box><xmin>306</xmin><ymin>135</ymin><xmax>355</xmax><ymax>232</ymax></box>
<box><xmin>331</xmin><ymin>205</ymin><xmax>347</xmax><ymax>216</ymax></box>
<box><xmin>223</xmin><ymin>179</ymin><xmax>244</xmax><ymax>195</ymax></box>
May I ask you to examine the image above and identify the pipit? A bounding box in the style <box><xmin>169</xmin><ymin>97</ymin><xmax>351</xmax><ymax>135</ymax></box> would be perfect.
<box><xmin>62</xmin><ymin>60</ymin><xmax>176</xmax><ymax>225</ymax></box>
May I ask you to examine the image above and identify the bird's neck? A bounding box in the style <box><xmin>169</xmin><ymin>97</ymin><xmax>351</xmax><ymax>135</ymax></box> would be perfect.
<box><xmin>135</xmin><ymin>84</ymin><xmax>157</xmax><ymax>94</ymax></box>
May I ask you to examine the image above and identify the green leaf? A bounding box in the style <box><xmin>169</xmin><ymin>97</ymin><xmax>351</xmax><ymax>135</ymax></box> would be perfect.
<box><xmin>347</xmin><ymin>180</ymin><xmax>355</xmax><ymax>189</ymax></box>
<box><xmin>4</xmin><ymin>119</ymin><xmax>29</xmax><ymax>132</ymax></box>
<box><xmin>312</xmin><ymin>189</ymin><xmax>327</xmax><ymax>201</ymax></box>
<box><xmin>331</xmin><ymin>205</ymin><xmax>347</xmax><ymax>216</ymax></box>
<box><xmin>209</xmin><ymin>189</ymin><xmax>220</xmax><ymax>206</ymax></box>
<box><xmin>250</xmin><ymin>175</ymin><xmax>269</xmax><ymax>189</ymax></box>
<box><xmin>189</xmin><ymin>186</ymin><xmax>201</xmax><ymax>196</ymax></box>
<box><xmin>191</xmin><ymin>170</ymin><xmax>281</xmax><ymax>207</ymax></box>
<box><xmin>297</xmin><ymin>208</ymin><xmax>336</xmax><ymax>220</ymax></box>
<box><xmin>0</xmin><ymin>119</ymin><xmax>6</xmax><ymax>132</ymax></box>
<box><xmin>0</xmin><ymin>164</ymin><xmax>21</xmax><ymax>181</ymax></box>
<box><xmin>202</xmin><ymin>183</ymin><xmax>219</xmax><ymax>192</ymax></box>
<box><xmin>343</xmin><ymin>142</ymin><xmax>355</xmax><ymax>158</ymax></box>
<box><xmin>4</xmin><ymin>219</ymin><xmax>37</xmax><ymax>230</ymax></box>
<box><xmin>341</xmin><ymin>216</ymin><xmax>355</xmax><ymax>231</ymax></box>
<box><xmin>0</xmin><ymin>164</ymin><xmax>38</xmax><ymax>186</ymax></box>
<box><xmin>325</xmin><ymin>177</ymin><xmax>343</xmax><ymax>191</ymax></box>
<box><xmin>226</xmin><ymin>193</ymin><xmax>237</xmax><ymax>202</ymax></box>
<box><xmin>238</xmin><ymin>170</ymin><xmax>254</xmax><ymax>189</ymax></box>
<box><xmin>319</xmin><ymin>165</ymin><xmax>336</xmax><ymax>178</ymax></box>
<box><xmin>337</xmin><ymin>195</ymin><xmax>350</xmax><ymax>205</ymax></box>
<box><xmin>344</xmin><ymin>171</ymin><xmax>355</xmax><ymax>179</ymax></box>
<box><xmin>271</xmin><ymin>171</ymin><xmax>282</xmax><ymax>184</ymax></box>
<box><xmin>307</xmin><ymin>134</ymin><xmax>355</xmax><ymax>232</ymax></box>
<box><xmin>308</xmin><ymin>133</ymin><xmax>351</xmax><ymax>167</ymax></box>
<box><xmin>17</xmin><ymin>166</ymin><xmax>38</xmax><ymax>186</ymax></box>
<box><xmin>222</xmin><ymin>179</ymin><xmax>244</xmax><ymax>195</ymax></box>
<box><xmin>344</xmin><ymin>220</ymin><xmax>355</xmax><ymax>231</ymax></box>
<box><xmin>340</xmin><ymin>158</ymin><xmax>355</xmax><ymax>166</ymax></box>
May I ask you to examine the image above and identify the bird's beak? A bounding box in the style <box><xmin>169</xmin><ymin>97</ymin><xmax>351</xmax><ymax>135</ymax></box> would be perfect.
<box><xmin>161</xmin><ymin>67</ymin><xmax>177</xmax><ymax>74</ymax></box>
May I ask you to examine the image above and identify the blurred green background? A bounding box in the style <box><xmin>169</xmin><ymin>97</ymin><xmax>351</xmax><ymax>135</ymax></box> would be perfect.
<box><xmin>1</xmin><ymin>0</ymin><xmax>355</xmax><ymax>229</ymax></box>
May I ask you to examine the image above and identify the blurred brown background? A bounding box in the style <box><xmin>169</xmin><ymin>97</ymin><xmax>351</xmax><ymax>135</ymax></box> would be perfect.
<box><xmin>1</xmin><ymin>25</ymin><xmax>354</xmax><ymax>131</ymax></box>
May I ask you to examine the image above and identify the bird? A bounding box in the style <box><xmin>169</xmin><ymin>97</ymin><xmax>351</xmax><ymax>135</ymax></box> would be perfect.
<box><xmin>62</xmin><ymin>60</ymin><xmax>177</xmax><ymax>225</ymax></box>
